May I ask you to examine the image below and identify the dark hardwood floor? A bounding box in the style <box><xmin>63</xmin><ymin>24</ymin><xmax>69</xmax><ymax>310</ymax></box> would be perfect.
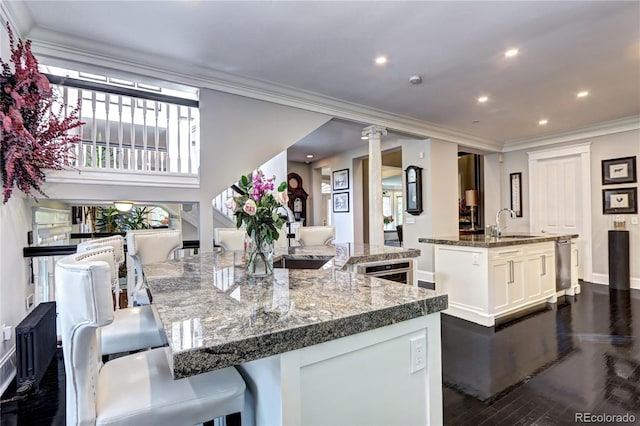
<box><xmin>1</xmin><ymin>282</ymin><xmax>639</xmax><ymax>425</ymax></box>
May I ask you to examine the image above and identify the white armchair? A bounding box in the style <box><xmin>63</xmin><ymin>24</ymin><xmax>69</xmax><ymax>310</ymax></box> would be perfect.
<box><xmin>55</xmin><ymin>251</ymin><xmax>247</xmax><ymax>426</ymax></box>
<box><xmin>297</xmin><ymin>226</ymin><xmax>336</xmax><ymax>246</ymax></box>
<box><xmin>126</xmin><ymin>229</ymin><xmax>182</xmax><ymax>306</ymax></box>
<box><xmin>215</xmin><ymin>228</ymin><xmax>246</xmax><ymax>251</ymax></box>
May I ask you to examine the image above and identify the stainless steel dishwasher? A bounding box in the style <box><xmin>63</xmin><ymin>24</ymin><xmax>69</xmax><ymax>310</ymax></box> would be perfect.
<box><xmin>555</xmin><ymin>239</ymin><xmax>572</xmax><ymax>290</ymax></box>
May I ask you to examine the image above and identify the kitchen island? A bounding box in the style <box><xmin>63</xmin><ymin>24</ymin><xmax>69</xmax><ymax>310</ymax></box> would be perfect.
<box><xmin>144</xmin><ymin>244</ymin><xmax>447</xmax><ymax>425</ymax></box>
<box><xmin>420</xmin><ymin>234</ymin><xmax>578</xmax><ymax>327</ymax></box>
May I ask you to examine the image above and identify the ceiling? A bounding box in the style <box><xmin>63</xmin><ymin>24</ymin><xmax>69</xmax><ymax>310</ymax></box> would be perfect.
<box><xmin>8</xmin><ymin>1</ymin><xmax>640</xmax><ymax>162</ymax></box>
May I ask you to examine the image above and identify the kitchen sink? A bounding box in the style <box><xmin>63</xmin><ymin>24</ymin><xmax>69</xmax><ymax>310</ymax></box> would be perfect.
<box><xmin>497</xmin><ymin>234</ymin><xmax>540</xmax><ymax>239</ymax></box>
<box><xmin>273</xmin><ymin>256</ymin><xmax>332</xmax><ymax>269</ymax></box>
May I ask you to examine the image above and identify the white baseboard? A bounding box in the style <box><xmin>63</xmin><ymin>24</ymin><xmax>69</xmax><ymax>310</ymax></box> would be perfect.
<box><xmin>0</xmin><ymin>346</ymin><xmax>16</xmax><ymax>396</ymax></box>
<box><xmin>591</xmin><ymin>273</ymin><xmax>640</xmax><ymax>290</ymax></box>
<box><xmin>417</xmin><ymin>270</ymin><xmax>435</xmax><ymax>284</ymax></box>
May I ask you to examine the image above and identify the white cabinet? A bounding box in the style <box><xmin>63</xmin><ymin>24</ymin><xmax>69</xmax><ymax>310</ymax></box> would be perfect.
<box><xmin>489</xmin><ymin>247</ymin><xmax>525</xmax><ymax>312</ymax></box>
<box><xmin>435</xmin><ymin>241</ymin><xmax>559</xmax><ymax>326</ymax></box>
<box><xmin>524</xmin><ymin>244</ymin><xmax>556</xmax><ymax>302</ymax></box>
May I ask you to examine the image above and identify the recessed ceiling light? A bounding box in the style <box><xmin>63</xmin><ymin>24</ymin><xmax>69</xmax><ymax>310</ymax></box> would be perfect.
<box><xmin>306</xmin><ymin>154</ymin><xmax>314</xmax><ymax>159</ymax></box>
<box><xmin>477</xmin><ymin>96</ymin><xmax>489</xmax><ymax>103</ymax></box>
<box><xmin>538</xmin><ymin>119</ymin><xmax>548</xmax><ymax>125</ymax></box>
<box><xmin>375</xmin><ymin>56</ymin><xmax>387</xmax><ymax>65</ymax></box>
<box><xmin>361</xmin><ymin>135</ymin><xmax>369</xmax><ymax>140</ymax></box>
<box><xmin>505</xmin><ymin>48</ymin><xmax>519</xmax><ymax>57</ymax></box>
<box><xmin>577</xmin><ymin>91</ymin><xmax>589</xmax><ymax>98</ymax></box>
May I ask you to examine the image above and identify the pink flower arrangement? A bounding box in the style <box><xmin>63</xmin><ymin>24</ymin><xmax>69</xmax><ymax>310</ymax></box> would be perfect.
<box><xmin>0</xmin><ymin>24</ymin><xmax>83</xmax><ymax>203</ymax></box>
<box><xmin>226</xmin><ymin>170</ymin><xmax>288</xmax><ymax>244</ymax></box>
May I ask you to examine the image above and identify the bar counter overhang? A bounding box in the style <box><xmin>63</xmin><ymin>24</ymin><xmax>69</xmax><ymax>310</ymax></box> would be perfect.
<box><xmin>144</xmin><ymin>244</ymin><xmax>447</xmax><ymax>425</ymax></box>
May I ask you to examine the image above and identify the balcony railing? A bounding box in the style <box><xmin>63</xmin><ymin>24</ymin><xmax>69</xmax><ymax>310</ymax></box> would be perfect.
<box><xmin>46</xmin><ymin>75</ymin><xmax>200</xmax><ymax>183</ymax></box>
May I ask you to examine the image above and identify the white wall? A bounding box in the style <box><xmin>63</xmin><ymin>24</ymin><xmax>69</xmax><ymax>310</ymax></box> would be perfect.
<box><xmin>312</xmin><ymin>135</ymin><xmax>404</xmax><ymax>244</ymax></box>
<box><xmin>0</xmin><ymin>22</ymin><xmax>29</xmax><ymax>394</ymax></box>
<box><xmin>0</xmin><ymin>194</ymin><xmax>31</xmax><ymax>393</ymax></box>
<box><xmin>590</xmin><ymin>130</ymin><xmax>639</xmax><ymax>285</ymax></box>
<box><xmin>500</xmin><ymin>150</ymin><xmax>530</xmax><ymax>233</ymax></box>
<box><xmin>499</xmin><ymin>129</ymin><xmax>640</xmax><ymax>288</ymax></box>
<box><xmin>483</xmin><ymin>154</ymin><xmax>502</xmax><ymax>231</ymax></box>
<box><xmin>312</xmin><ymin>135</ymin><xmax>459</xmax><ymax>278</ymax></box>
<box><xmin>403</xmin><ymin>139</ymin><xmax>459</xmax><ymax>279</ymax></box>
<box><xmin>260</xmin><ymin>151</ymin><xmax>288</xmax><ymax>191</ymax></box>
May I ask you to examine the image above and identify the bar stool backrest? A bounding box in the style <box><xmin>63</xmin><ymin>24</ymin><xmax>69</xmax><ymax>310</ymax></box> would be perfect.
<box><xmin>297</xmin><ymin>226</ymin><xmax>336</xmax><ymax>246</ymax></box>
<box><xmin>214</xmin><ymin>228</ymin><xmax>246</xmax><ymax>251</ymax></box>
<box><xmin>55</xmin><ymin>250</ymin><xmax>115</xmax><ymax>425</ymax></box>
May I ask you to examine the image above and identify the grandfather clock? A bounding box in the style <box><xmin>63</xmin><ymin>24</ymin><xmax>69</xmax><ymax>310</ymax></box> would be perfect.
<box><xmin>287</xmin><ymin>173</ymin><xmax>308</xmax><ymax>224</ymax></box>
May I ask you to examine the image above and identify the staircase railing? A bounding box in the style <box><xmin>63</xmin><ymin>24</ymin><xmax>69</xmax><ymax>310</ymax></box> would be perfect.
<box><xmin>212</xmin><ymin>187</ymin><xmax>238</xmax><ymax>222</ymax></box>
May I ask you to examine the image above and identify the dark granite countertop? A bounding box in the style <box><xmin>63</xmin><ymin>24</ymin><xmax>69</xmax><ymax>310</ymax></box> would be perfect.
<box><xmin>281</xmin><ymin>243</ymin><xmax>421</xmax><ymax>269</ymax></box>
<box><xmin>419</xmin><ymin>234</ymin><xmax>578</xmax><ymax>248</ymax></box>
<box><xmin>144</xmin><ymin>244</ymin><xmax>445</xmax><ymax>379</ymax></box>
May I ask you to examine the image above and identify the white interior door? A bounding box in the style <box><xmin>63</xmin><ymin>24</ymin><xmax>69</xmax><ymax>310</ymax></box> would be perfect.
<box><xmin>529</xmin><ymin>144</ymin><xmax>592</xmax><ymax>281</ymax></box>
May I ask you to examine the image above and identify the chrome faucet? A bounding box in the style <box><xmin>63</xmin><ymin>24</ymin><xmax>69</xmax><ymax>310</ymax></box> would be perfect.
<box><xmin>495</xmin><ymin>208</ymin><xmax>516</xmax><ymax>237</ymax></box>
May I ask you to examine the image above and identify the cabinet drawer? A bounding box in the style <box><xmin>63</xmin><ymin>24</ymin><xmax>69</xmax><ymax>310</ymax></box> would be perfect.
<box><xmin>523</xmin><ymin>242</ymin><xmax>555</xmax><ymax>255</ymax></box>
<box><xmin>490</xmin><ymin>247</ymin><xmax>524</xmax><ymax>260</ymax></box>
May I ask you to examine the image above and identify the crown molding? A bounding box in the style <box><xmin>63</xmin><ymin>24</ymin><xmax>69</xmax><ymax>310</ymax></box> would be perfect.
<box><xmin>503</xmin><ymin>116</ymin><xmax>640</xmax><ymax>153</ymax></box>
<box><xmin>0</xmin><ymin>1</ymin><xmax>34</xmax><ymax>38</ymax></box>
<box><xmin>24</xmin><ymin>28</ymin><xmax>502</xmax><ymax>153</ymax></box>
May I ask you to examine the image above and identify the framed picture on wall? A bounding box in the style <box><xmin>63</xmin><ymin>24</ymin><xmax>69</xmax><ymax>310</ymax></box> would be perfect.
<box><xmin>332</xmin><ymin>169</ymin><xmax>349</xmax><ymax>190</ymax></box>
<box><xmin>602</xmin><ymin>156</ymin><xmax>636</xmax><ymax>185</ymax></box>
<box><xmin>332</xmin><ymin>192</ymin><xmax>349</xmax><ymax>213</ymax></box>
<box><xmin>510</xmin><ymin>172</ymin><xmax>523</xmax><ymax>217</ymax></box>
<box><xmin>603</xmin><ymin>187</ymin><xmax>637</xmax><ymax>214</ymax></box>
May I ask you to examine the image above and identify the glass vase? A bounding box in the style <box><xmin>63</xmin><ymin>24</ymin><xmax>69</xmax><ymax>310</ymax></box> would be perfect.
<box><xmin>246</xmin><ymin>230</ymin><xmax>274</xmax><ymax>277</ymax></box>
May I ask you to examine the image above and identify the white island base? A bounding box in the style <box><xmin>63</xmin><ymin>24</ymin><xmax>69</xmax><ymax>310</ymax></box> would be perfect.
<box><xmin>434</xmin><ymin>241</ymin><xmax>579</xmax><ymax>327</ymax></box>
<box><xmin>237</xmin><ymin>314</ymin><xmax>443</xmax><ymax>426</ymax></box>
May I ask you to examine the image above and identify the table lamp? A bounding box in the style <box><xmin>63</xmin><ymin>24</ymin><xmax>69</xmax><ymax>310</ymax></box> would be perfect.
<box><xmin>465</xmin><ymin>190</ymin><xmax>478</xmax><ymax>231</ymax></box>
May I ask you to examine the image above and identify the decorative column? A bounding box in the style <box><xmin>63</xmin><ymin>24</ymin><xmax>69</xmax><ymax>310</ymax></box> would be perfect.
<box><xmin>362</xmin><ymin>125</ymin><xmax>387</xmax><ymax>247</ymax></box>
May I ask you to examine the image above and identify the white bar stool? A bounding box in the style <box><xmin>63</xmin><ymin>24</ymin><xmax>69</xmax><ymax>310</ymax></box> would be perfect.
<box><xmin>55</xmin><ymin>250</ymin><xmax>248</xmax><ymax>425</ymax></box>
<box><xmin>73</xmin><ymin>243</ymin><xmax>167</xmax><ymax>356</ymax></box>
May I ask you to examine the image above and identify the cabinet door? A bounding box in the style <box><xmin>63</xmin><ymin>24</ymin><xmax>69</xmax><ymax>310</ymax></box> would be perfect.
<box><xmin>489</xmin><ymin>259</ymin><xmax>509</xmax><ymax>312</ymax></box>
<box><xmin>525</xmin><ymin>251</ymin><xmax>555</xmax><ymax>300</ymax></box>
<box><xmin>524</xmin><ymin>255</ymin><xmax>543</xmax><ymax>301</ymax></box>
<box><xmin>508</xmin><ymin>259</ymin><xmax>525</xmax><ymax>305</ymax></box>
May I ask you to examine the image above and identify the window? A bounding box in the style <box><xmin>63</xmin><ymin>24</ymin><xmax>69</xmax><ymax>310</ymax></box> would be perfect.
<box><xmin>396</xmin><ymin>196</ymin><xmax>403</xmax><ymax>226</ymax></box>
<box><xmin>383</xmin><ymin>195</ymin><xmax>394</xmax><ymax>230</ymax></box>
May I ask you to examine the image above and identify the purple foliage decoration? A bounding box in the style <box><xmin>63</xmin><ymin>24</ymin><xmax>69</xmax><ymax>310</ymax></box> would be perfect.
<box><xmin>0</xmin><ymin>24</ymin><xmax>83</xmax><ymax>203</ymax></box>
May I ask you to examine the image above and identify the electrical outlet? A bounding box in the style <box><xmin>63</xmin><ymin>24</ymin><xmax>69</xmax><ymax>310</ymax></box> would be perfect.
<box><xmin>2</xmin><ymin>325</ymin><xmax>11</xmax><ymax>341</ymax></box>
<box><xmin>25</xmin><ymin>294</ymin><xmax>34</xmax><ymax>310</ymax></box>
<box><xmin>632</xmin><ymin>216</ymin><xmax>638</xmax><ymax>225</ymax></box>
<box><xmin>410</xmin><ymin>336</ymin><xmax>427</xmax><ymax>373</ymax></box>
<box><xmin>406</xmin><ymin>217</ymin><xmax>415</xmax><ymax>224</ymax></box>
<box><xmin>472</xmin><ymin>253</ymin><xmax>480</xmax><ymax>265</ymax></box>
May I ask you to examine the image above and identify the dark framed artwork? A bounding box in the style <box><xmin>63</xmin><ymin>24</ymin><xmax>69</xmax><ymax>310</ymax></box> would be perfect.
<box><xmin>603</xmin><ymin>187</ymin><xmax>637</xmax><ymax>214</ymax></box>
<box><xmin>602</xmin><ymin>156</ymin><xmax>636</xmax><ymax>185</ymax></box>
<box><xmin>332</xmin><ymin>192</ymin><xmax>349</xmax><ymax>213</ymax></box>
<box><xmin>332</xmin><ymin>169</ymin><xmax>349</xmax><ymax>191</ymax></box>
<box><xmin>510</xmin><ymin>172</ymin><xmax>523</xmax><ymax>217</ymax></box>
<box><xmin>405</xmin><ymin>165</ymin><xmax>423</xmax><ymax>216</ymax></box>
